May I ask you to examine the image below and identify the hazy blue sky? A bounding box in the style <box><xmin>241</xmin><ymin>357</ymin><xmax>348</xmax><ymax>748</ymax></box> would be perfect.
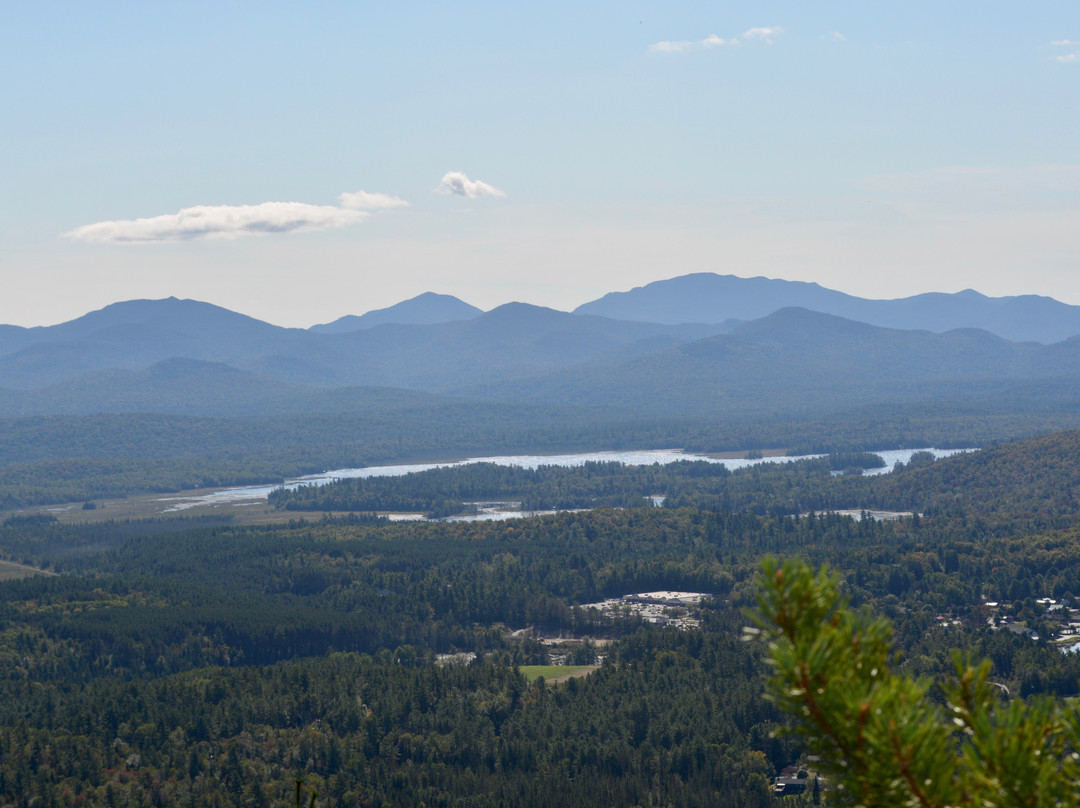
<box><xmin>3</xmin><ymin>2</ymin><xmax>1078</xmax><ymax>327</ymax></box>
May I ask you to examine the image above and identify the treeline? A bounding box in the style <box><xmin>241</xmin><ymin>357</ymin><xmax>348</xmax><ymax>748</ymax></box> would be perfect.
<box><xmin>263</xmin><ymin>452</ymin><xmax>892</xmax><ymax>518</ymax></box>
<box><xmin>4</xmin><ymin>397</ymin><xmax>1078</xmax><ymax>508</ymax></box>
<box><xmin>269</xmin><ymin>461</ymin><xmax>735</xmax><ymax>515</ymax></box>
<box><xmin>268</xmin><ymin>454</ymin><xmax>894</xmax><ymax>517</ymax></box>
<box><xmin>0</xmin><ymin>630</ymin><xmax>789</xmax><ymax>808</ymax></box>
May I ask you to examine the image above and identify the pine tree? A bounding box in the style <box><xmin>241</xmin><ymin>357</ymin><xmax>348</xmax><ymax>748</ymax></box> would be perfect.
<box><xmin>750</xmin><ymin>558</ymin><xmax>1080</xmax><ymax>807</ymax></box>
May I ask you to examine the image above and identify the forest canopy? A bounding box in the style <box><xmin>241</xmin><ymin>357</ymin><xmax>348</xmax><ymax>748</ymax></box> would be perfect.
<box><xmin>2</xmin><ymin>430</ymin><xmax>1080</xmax><ymax>804</ymax></box>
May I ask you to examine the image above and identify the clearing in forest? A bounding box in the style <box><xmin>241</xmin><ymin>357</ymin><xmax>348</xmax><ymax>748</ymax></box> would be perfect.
<box><xmin>518</xmin><ymin>665</ymin><xmax>599</xmax><ymax>683</ymax></box>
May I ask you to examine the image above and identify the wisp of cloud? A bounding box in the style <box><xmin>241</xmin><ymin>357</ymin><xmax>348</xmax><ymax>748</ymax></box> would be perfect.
<box><xmin>436</xmin><ymin>171</ymin><xmax>507</xmax><ymax>199</ymax></box>
<box><xmin>338</xmin><ymin>190</ymin><xmax>411</xmax><ymax>210</ymax></box>
<box><xmin>648</xmin><ymin>27</ymin><xmax>779</xmax><ymax>53</ymax></box>
<box><xmin>742</xmin><ymin>27</ymin><xmax>782</xmax><ymax>42</ymax></box>
<box><xmin>64</xmin><ymin>201</ymin><xmax>371</xmax><ymax>244</ymax></box>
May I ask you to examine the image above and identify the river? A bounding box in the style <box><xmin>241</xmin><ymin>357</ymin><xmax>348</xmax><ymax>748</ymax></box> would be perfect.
<box><xmin>159</xmin><ymin>447</ymin><xmax>968</xmax><ymax>513</ymax></box>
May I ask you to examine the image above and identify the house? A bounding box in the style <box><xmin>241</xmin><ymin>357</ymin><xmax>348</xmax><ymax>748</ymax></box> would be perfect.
<box><xmin>773</xmin><ymin>765</ymin><xmax>808</xmax><ymax>795</ymax></box>
<box><xmin>772</xmin><ymin>776</ymin><xmax>807</xmax><ymax>795</ymax></box>
<box><xmin>1005</xmin><ymin>623</ymin><xmax>1038</xmax><ymax>641</ymax></box>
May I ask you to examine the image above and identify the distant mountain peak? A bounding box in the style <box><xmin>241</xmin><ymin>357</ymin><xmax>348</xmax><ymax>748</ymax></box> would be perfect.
<box><xmin>310</xmin><ymin>292</ymin><xmax>482</xmax><ymax>334</ymax></box>
<box><xmin>573</xmin><ymin>273</ymin><xmax>857</xmax><ymax>326</ymax></box>
<box><xmin>38</xmin><ymin>296</ymin><xmax>279</xmax><ymax>338</ymax></box>
<box><xmin>485</xmin><ymin>301</ymin><xmax>561</xmax><ymax>316</ymax></box>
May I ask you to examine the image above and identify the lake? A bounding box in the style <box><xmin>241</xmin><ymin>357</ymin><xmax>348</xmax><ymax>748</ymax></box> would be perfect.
<box><xmin>160</xmin><ymin>447</ymin><xmax>968</xmax><ymax>513</ymax></box>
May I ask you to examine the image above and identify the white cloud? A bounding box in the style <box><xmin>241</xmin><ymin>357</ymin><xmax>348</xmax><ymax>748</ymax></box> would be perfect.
<box><xmin>648</xmin><ymin>28</ymin><xmax>777</xmax><ymax>53</ymax></box>
<box><xmin>436</xmin><ymin>171</ymin><xmax>507</xmax><ymax>199</ymax></box>
<box><xmin>828</xmin><ymin>30</ymin><xmax>846</xmax><ymax>42</ymax></box>
<box><xmin>702</xmin><ymin>34</ymin><xmax>734</xmax><ymax>48</ymax></box>
<box><xmin>743</xmin><ymin>27</ymin><xmax>783</xmax><ymax>43</ymax></box>
<box><xmin>648</xmin><ymin>39</ymin><xmax>694</xmax><ymax>53</ymax></box>
<box><xmin>1051</xmin><ymin>39</ymin><xmax>1079</xmax><ymax>60</ymax></box>
<box><xmin>64</xmin><ymin>201</ymin><xmax>369</xmax><ymax>243</ymax></box>
<box><xmin>338</xmin><ymin>190</ymin><xmax>410</xmax><ymax>210</ymax></box>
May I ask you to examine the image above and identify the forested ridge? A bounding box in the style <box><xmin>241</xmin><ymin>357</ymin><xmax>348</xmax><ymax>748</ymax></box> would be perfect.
<box><xmin>4</xmin><ymin>431</ymin><xmax>1080</xmax><ymax>804</ymax></box>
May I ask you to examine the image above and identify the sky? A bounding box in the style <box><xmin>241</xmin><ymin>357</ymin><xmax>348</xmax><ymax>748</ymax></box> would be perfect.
<box><xmin>2</xmin><ymin>1</ymin><xmax>1078</xmax><ymax>328</ymax></box>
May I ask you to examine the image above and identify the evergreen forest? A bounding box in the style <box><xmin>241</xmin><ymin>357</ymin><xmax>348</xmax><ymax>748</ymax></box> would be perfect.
<box><xmin>5</xmin><ymin>430</ymin><xmax>1080</xmax><ymax>805</ymax></box>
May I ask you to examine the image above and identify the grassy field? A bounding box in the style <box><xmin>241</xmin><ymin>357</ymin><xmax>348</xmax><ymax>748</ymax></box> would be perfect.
<box><xmin>17</xmin><ymin>491</ymin><xmax>323</xmax><ymax>527</ymax></box>
<box><xmin>0</xmin><ymin>559</ymin><xmax>55</xmax><ymax>581</ymax></box>
<box><xmin>517</xmin><ymin>665</ymin><xmax>598</xmax><ymax>683</ymax></box>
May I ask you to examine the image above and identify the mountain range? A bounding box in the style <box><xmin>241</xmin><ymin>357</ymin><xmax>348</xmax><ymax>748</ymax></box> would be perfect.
<box><xmin>4</xmin><ymin>273</ymin><xmax>1080</xmax><ymax>419</ymax></box>
<box><xmin>574</xmin><ymin>273</ymin><xmax>1080</xmax><ymax>344</ymax></box>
